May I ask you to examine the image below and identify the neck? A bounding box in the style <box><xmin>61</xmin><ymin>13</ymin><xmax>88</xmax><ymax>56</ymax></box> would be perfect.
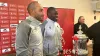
<box><xmin>30</xmin><ymin>14</ymin><xmax>35</xmax><ymax>18</ymax></box>
<box><xmin>29</xmin><ymin>15</ymin><xmax>41</xmax><ymax>22</ymax></box>
<box><xmin>49</xmin><ymin>18</ymin><xmax>57</xmax><ymax>22</ymax></box>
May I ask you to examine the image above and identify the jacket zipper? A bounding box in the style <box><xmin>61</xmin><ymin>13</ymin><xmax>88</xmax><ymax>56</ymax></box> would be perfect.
<box><xmin>48</xmin><ymin>44</ymin><xmax>49</xmax><ymax>54</ymax></box>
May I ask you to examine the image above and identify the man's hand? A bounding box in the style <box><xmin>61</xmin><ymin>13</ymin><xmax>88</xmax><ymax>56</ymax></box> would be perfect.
<box><xmin>59</xmin><ymin>50</ymin><xmax>63</xmax><ymax>56</ymax></box>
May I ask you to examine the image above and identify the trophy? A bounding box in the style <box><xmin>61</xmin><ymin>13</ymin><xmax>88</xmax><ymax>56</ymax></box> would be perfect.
<box><xmin>72</xmin><ymin>25</ymin><xmax>88</xmax><ymax>56</ymax></box>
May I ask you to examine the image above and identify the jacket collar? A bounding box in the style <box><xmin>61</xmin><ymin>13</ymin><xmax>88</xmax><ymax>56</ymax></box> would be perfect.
<box><xmin>27</xmin><ymin>16</ymin><xmax>41</xmax><ymax>25</ymax></box>
<box><xmin>47</xmin><ymin>18</ymin><xmax>55</xmax><ymax>23</ymax></box>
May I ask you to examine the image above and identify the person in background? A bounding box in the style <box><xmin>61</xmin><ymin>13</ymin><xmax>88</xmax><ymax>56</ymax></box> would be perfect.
<box><xmin>15</xmin><ymin>1</ymin><xmax>44</xmax><ymax>56</ymax></box>
<box><xmin>40</xmin><ymin>7</ymin><xmax>63</xmax><ymax>56</ymax></box>
<box><xmin>86</xmin><ymin>21</ymin><xmax>100</xmax><ymax>56</ymax></box>
<box><xmin>74</xmin><ymin>16</ymin><xmax>88</xmax><ymax>34</ymax></box>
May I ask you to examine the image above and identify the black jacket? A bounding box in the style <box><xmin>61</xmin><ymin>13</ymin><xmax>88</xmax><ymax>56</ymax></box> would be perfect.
<box><xmin>74</xmin><ymin>23</ymin><xmax>88</xmax><ymax>34</ymax></box>
<box><xmin>86</xmin><ymin>21</ymin><xmax>100</xmax><ymax>44</ymax></box>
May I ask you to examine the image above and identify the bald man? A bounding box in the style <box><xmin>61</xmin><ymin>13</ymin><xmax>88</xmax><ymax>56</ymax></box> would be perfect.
<box><xmin>15</xmin><ymin>1</ymin><xmax>44</xmax><ymax>56</ymax></box>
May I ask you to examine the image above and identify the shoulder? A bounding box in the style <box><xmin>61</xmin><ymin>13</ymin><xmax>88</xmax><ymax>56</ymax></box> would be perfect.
<box><xmin>43</xmin><ymin>20</ymin><xmax>48</xmax><ymax>25</ymax></box>
<box><xmin>83</xmin><ymin>23</ymin><xmax>87</xmax><ymax>26</ymax></box>
<box><xmin>17</xmin><ymin>20</ymin><xmax>31</xmax><ymax>30</ymax></box>
<box><xmin>89</xmin><ymin>21</ymin><xmax>100</xmax><ymax>29</ymax></box>
<box><xmin>40</xmin><ymin>20</ymin><xmax>48</xmax><ymax>26</ymax></box>
<box><xmin>94</xmin><ymin>21</ymin><xmax>100</xmax><ymax>26</ymax></box>
<box><xmin>74</xmin><ymin>23</ymin><xmax>79</xmax><ymax>27</ymax></box>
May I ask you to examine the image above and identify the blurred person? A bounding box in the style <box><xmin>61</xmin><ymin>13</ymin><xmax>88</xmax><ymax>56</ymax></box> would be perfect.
<box><xmin>15</xmin><ymin>1</ymin><xmax>44</xmax><ymax>56</ymax></box>
<box><xmin>86</xmin><ymin>21</ymin><xmax>100</xmax><ymax>56</ymax></box>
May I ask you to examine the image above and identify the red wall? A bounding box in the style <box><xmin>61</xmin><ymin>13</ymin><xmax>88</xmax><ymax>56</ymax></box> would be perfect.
<box><xmin>0</xmin><ymin>0</ymin><xmax>31</xmax><ymax>5</ymax></box>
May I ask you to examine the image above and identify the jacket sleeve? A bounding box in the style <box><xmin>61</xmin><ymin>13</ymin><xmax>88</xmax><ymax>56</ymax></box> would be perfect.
<box><xmin>58</xmin><ymin>27</ymin><xmax>63</xmax><ymax>52</ymax></box>
<box><xmin>16</xmin><ymin>22</ymin><xmax>31</xmax><ymax>56</ymax></box>
<box><xmin>86</xmin><ymin>25</ymin><xmax>94</xmax><ymax>40</ymax></box>
<box><xmin>58</xmin><ymin>37</ymin><xmax>63</xmax><ymax>52</ymax></box>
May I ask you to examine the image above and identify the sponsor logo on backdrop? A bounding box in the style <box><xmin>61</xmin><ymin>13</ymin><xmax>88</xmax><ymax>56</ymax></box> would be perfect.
<box><xmin>9</xmin><ymin>16</ymin><xmax>17</xmax><ymax>20</ymax></box>
<box><xmin>9</xmin><ymin>12</ymin><xmax>17</xmax><ymax>16</ymax></box>
<box><xmin>2</xmin><ymin>37</ymin><xmax>9</xmax><ymax>40</ymax></box>
<box><xmin>18</xmin><ymin>13</ymin><xmax>25</xmax><ymax>16</ymax></box>
<box><xmin>0</xmin><ymin>28</ymin><xmax>9</xmax><ymax>32</ymax></box>
<box><xmin>0</xmin><ymin>16</ymin><xmax>8</xmax><ymax>19</ymax></box>
<box><xmin>9</xmin><ymin>4</ymin><xmax>17</xmax><ymax>8</ymax></box>
<box><xmin>10</xmin><ymin>28</ymin><xmax>16</xmax><ymax>32</ymax></box>
<box><xmin>3</xmin><ymin>41</ymin><xmax>10</xmax><ymax>44</ymax></box>
<box><xmin>1</xmin><ymin>33</ymin><xmax>10</xmax><ymax>36</ymax></box>
<box><xmin>0</xmin><ymin>11</ymin><xmax>8</xmax><ymax>15</ymax></box>
<box><xmin>63</xmin><ymin>49</ymin><xmax>72</xmax><ymax>55</ymax></box>
<box><xmin>0</xmin><ymin>24</ymin><xmax>9</xmax><ymax>28</ymax></box>
<box><xmin>18</xmin><ymin>9</ymin><xmax>25</xmax><ymax>12</ymax></box>
<box><xmin>10</xmin><ymin>24</ymin><xmax>18</xmax><ymax>27</ymax></box>
<box><xmin>0</xmin><ymin>7</ymin><xmax>8</xmax><ymax>11</ymax></box>
<box><xmin>11</xmin><ymin>32</ymin><xmax>16</xmax><ymax>36</ymax></box>
<box><xmin>2</xmin><ymin>44</ymin><xmax>10</xmax><ymax>49</ymax></box>
<box><xmin>2</xmin><ymin>48</ymin><xmax>11</xmax><ymax>53</ymax></box>
<box><xmin>19</xmin><ymin>20</ymin><xmax>23</xmax><ymax>23</ymax></box>
<box><xmin>10</xmin><ymin>20</ymin><xmax>18</xmax><ymax>24</ymax></box>
<box><xmin>0</xmin><ymin>2</ymin><xmax>8</xmax><ymax>6</ymax></box>
<box><xmin>0</xmin><ymin>20</ymin><xmax>9</xmax><ymax>24</ymax></box>
<box><xmin>9</xmin><ymin>8</ymin><xmax>17</xmax><ymax>12</ymax></box>
<box><xmin>18</xmin><ymin>5</ymin><xmax>25</xmax><ymax>8</ymax></box>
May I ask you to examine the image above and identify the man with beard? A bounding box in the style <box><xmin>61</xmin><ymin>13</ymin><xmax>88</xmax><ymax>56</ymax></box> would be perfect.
<box><xmin>40</xmin><ymin>7</ymin><xmax>63</xmax><ymax>56</ymax></box>
<box><xmin>16</xmin><ymin>1</ymin><xmax>44</xmax><ymax>56</ymax></box>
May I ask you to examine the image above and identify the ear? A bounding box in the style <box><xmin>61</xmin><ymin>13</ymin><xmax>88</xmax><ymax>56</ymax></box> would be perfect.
<box><xmin>30</xmin><ymin>9</ymin><xmax>32</xmax><ymax>12</ymax></box>
<box><xmin>30</xmin><ymin>8</ymin><xmax>35</xmax><ymax>13</ymax></box>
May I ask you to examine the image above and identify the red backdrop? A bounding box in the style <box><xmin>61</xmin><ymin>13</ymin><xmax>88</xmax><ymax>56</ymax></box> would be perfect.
<box><xmin>0</xmin><ymin>0</ymin><xmax>75</xmax><ymax>56</ymax></box>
